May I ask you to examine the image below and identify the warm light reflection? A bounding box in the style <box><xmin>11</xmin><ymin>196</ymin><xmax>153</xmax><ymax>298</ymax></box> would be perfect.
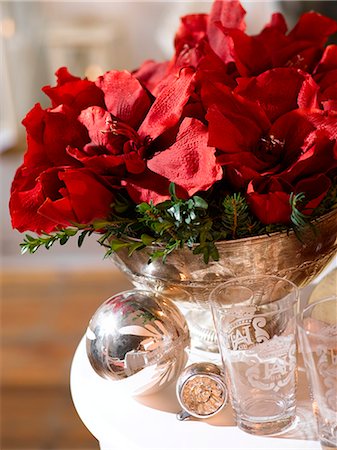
<box><xmin>85</xmin><ymin>64</ymin><xmax>104</xmax><ymax>81</ymax></box>
<box><xmin>99</xmin><ymin>311</ymin><xmax>119</xmax><ymax>336</ymax></box>
<box><xmin>0</xmin><ymin>18</ymin><xmax>15</xmax><ymax>39</ymax></box>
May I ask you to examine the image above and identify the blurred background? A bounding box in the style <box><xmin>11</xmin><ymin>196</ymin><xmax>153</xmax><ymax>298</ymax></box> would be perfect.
<box><xmin>1</xmin><ymin>1</ymin><xmax>336</xmax><ymax>449</ymax></box>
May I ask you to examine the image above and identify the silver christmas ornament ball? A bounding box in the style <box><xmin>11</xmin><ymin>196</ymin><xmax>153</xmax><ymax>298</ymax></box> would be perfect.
<box><xmin>86</xmin><ymin>289</ymin><xmax>190</xmax><ymax>396</ymax></box>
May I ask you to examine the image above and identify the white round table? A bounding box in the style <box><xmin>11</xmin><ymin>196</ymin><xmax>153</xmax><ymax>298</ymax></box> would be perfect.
<box><xmin>71</xmin><ymin>259</ymin><xmax>337</xmax><ymax>450</ymax></box>
<box><xmin>70</xmin><ymin>338</ymin><xmax>321</xmax><ymax>450</ymax></box>
<box><xmin>71</xmin><ymin>331</ymin><xmax>320</xmax><ymax>449</ymax></box>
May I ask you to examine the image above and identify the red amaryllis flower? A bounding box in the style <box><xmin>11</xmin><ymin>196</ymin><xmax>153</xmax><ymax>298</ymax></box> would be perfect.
<box><xmin>9</xmin><ymin>0</ymin><xmax>337</xmax><ymax>241</ymax></box>
<box><xmin>10</xmin><ymin>68</ymin><xmax>107</xmax><ymax>233</ymax></box>
<box><xmin>10</xmin><ymin>166</ymin><xmax>115</xmax><ymax>233</ymax></box>
<box><xmin>224</xmin><ymin>10</ymin><xmax>337</xmax><ymax>77</ymax></box>
<box><xmin>124</xmin><ymin>117</ymin><xmax>222</xmax><ymax>203</ymax></box>
<box><xmin>203</xmin><ymin>73</ymin><xmax>337</xmax><ymax>190</ymax></box>
<box><xmin>75</xmin><ymin>68</ymin><xmax>193</xmax><ymax>178</ymax></box>
<box><xmin>75</xmin><ymin>68</ymin><xmax>221</xmax><ymax>204</ymax></box>
<box><xmin>246</xmin><ymin>131</ymin><xmax>337</xmax><ymax>224</ymax></box>
<box><xmin>134</xmin><ymin>0</ymin><xmax>246</xmax><ymax>93</ymax></box>
<box><xmin>247</xmin><ymin>172</ymin><xmax>332</xmax><ymax>225</ymax></box>
<box><xmin>313</xmin><ymin>45</ymin><xmax>337</xmax><ymax>111</ymax></box>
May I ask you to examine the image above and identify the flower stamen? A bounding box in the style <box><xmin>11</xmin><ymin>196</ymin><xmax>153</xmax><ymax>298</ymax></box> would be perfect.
<box><xmin>101</xmin><ymin>117</ymin><xmax>142</xmax><ymax>146</ymax></box>
<box><xmin>260</xmin><ymin>135</ymin><xmax>285</xmax><ymax>155</ymax></box>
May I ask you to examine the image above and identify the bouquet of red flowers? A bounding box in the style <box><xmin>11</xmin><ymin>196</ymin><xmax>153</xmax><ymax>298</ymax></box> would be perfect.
<box><xmin>10</xmin><ymin>0</ymin><xmax>337</xmax><ymax>262</ymax></box>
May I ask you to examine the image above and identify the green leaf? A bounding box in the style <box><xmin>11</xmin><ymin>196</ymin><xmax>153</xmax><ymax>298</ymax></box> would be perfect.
<box><xmin>65</xmin><ymin>228</ymin><xmax>78</xmax><ymax>236</ymax></box>
<box><xmin>209</xmin><ymin>244</ymin><xmax>219</xmax><ymax>261</ymax></box>
<box><xmin>148</xmin><ymin>250</ymin><xmax>165</xmax><ymax>263</ymax></box>
<box><xmin>59</xmin><ymin>235</ymin><xmax>69</xmax><ymax>245</ymax></box>
<box><xmin>193</xmin><ymin>196</ymin><xmax>208</xmax><ymax>209</ymax></box>
<box><xmin>141</xmin><ymin>234</ymin><xmax>154</xmax><ymax>245</ymax></box>
<box><xmin>114</xmin><ymin>196</ymin><xmax>130</xmax><ymax>214</ymax></box>
<box><xmin>128</xmin><ymin>241</ymin><xmax>145</xmax><ymax>256</ymax></box>
<box><xmin>109</xmin><ymin>240</ymin><xmax>130</xmax><ymax>252</ymax></box>
<box><xmin>78</xmin><ymin>231</ymin><xmax>88</xmax><ymax>248</ymax></box>
<box><xmin>92</xmin><ymin>220</ymin><xmax>110</xmax><ymax>230</ymax></box>
<box><xmin>167</xmin><ymin>204</ymin><xmax>181</xmax><ymax>222</ymax></box>
<box><xmin>136</xmin><ymin>202</ymin><xmax>151</xmax><ymax>214</ymax></box>
<box><xmin>169</xmin><ymin>182</ymin><xmax>176</xmax><ymax>199</ymax></box>
<box><xmin>152</xmin><ymin>221</ymin><xmax>172</xmax><ymax>234</ymax></box>
<box><xmin>45</xmin><ymin>240</ymin><xmax>55</xmax><ymax>250</ymax></box>
<box><xmin>20</xmin><ymin>246</ymin><xmax>29</xmax><ymax>255</ymax></box>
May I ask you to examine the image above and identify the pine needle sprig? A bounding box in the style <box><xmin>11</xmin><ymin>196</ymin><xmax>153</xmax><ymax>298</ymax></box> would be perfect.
<box><xmin>221</xmin><ymin>193</ymin><xmax>260</xmax><ymax>239</ymax></box>
<box><xmin>289</xmin><ymin>192</ymin><xmax>317</xmax><ymax>241</ymax></box>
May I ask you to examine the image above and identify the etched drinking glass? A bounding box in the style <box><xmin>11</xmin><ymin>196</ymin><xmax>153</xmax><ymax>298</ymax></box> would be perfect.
<box><xmin>210</xmin><ymin>275</ymin><xmax>299</xmax><ymax>436</ymax></box>
<box><xmin>297</xmin><ymin>296</ymin><xmax>337</xmax><ymax>449</ymax></box>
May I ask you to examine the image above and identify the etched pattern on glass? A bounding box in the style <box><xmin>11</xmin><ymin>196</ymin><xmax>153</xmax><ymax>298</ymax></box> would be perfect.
<box><xmin>219</xmin><ymin>313</ymin><xmax>297</xmax><ymax>425</ymax></box>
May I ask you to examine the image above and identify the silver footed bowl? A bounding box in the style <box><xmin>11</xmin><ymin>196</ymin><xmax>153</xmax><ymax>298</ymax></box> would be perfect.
<box><xmin>109</xmin><ymin>210</ymin><xmax>337</xmax><ymax>351</ymax></box>
<box><xmin>110</xmin><ymin>209</ymin><xmax>337</xmax><ymax>307</ymax></box>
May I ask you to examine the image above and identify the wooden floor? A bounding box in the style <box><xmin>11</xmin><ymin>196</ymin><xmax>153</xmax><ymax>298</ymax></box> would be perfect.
<box><xmin>1</xmin><ymin>267</ymin><xmax>131</xmax><ymax>450</ymax></box>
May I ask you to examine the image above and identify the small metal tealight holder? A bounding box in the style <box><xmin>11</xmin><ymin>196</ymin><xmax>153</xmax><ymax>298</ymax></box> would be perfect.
<box><xmin>176</xmin><ymin>362</ymin><xmax>228</xmax><ymax>420</ymax></box>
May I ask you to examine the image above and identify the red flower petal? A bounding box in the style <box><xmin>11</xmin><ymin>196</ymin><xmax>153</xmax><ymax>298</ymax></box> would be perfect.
<box><xmin>217</xmin><ymin>151</ymin><xmax>270</xmax><ymax>176</ymax></box>
<box><xmin>23</xmin><ymin>104</ymin><xmax>88</xmax><ymax>167</ymax></box>
<box><xmin>196</xmin><ymin>41</ymin><xmax>237</xmax><ymax>88</ymax></box>
<box><xmin>10</xmin><ymin>165</ymin><xmax>59</xmax><ymax>233</ymax></box>
<box><xmin>174</xmin><ymin>13</ymin><xmax>208</xmax><ymax>54</ymax></box>
<box><xmin>227</xmin><ymin>28</ymin><xmax>272</xmax><ymax>76</ymax></box>
<box><xmin>247</xmin><ymin>177</ymin><xmax>292</xmax><ymax>224</ymax></box>
<box><xmin>206</xmin><ymin>104</ymin><xmax>264</xmax><ymax>152</ymax></box>
<box><xmin>67</xmin><ymin>146</ymin><xmax>126</xmax><ymax>176</ymax></box>
<box><xmin>209</xmin><ymin>0</ymin><xmax>246</xmax><ymax>30</ymax></box>
<box><xmin>314</xmin><ymin>45</ymin><xmax>337</xmax><ymax>75</ymax></box>
<box><xmin>279</xmin><ymin>133</ymin><xmax>337</xmax><ymax>184</ymax></box>
<box><xmin>96</xmin><ymin>70</ymin><xmax>152</xmax><ymax>129</ymax></box>
<box><xmin>305</xmin><ymin>110</ymin><xmax>337</xmax><ymax>140</ymax></box>
<box><xmin>262</xmin><ymin>13</ymin><xmax>287</xmax><ymax>35</ymax></box>
<box><xmin>323</xmin><ymin>100</ymin><xmax>337</xmax><ymax>111</ymax></box>
<box><xmin>42</xmin><ymin>67</ymin><xmax>105</xmax><ymax>114</ymax></box>
<box><xmin>203</xmin><ymin>83</ymin><xmax>270</xmax><ymax>152</ymax></box>
<box><xmin>79</xmin><ymin>106</ymin><xmax>123</xmax><ymax>154</ymax></box>
<box><xmin>147</xmin><ymin>117</ymin><xmax>222</xmax><ymax>197</ymax></box>
<box><xmin>125</xmin><ymin>118</ymin><xmax>222</xmax><ymax>204</ymax></box>
<box><xmin>269</xmin><ymin>109</ymin><xmax>318</xmax><ymax>164</ymax></box>
<box><xmin>22</xmin><ymin>103</ymin><xmax>46</xmax><ymax>143</ymax></box>
<box><xmin>314</xmin><ymin>46</ymin><xmax>337</xmax><ymax>108</ymax></box>
<box><xmin>39</xmin><ymin>169</ymin><xmax>114</xmax><ymax>225</ymax></box>
<box><xmin>124</xmin><ymin>169</ymin><xmax>175</xmax><ymax>205</ymax></box>
<box><xmin>208</xmin><ymin>0</ymin><xmax>246</xmax><ymax>63</ymax></box>
<box><xmin>295</xmin><ymin>174</ymin><xmax>331</xmax><ymax>215</ymax></box>
<box><xmin>288</xmin><ymin>12</ymin><xmax>337</xmax><ymax>46</ymax></box>
<box><xmin>138</xmin><ymin>68</ymin><xmax>195</xmax><ymax>140</ymax></box>
<box><xmin>235</xmin><ymin>68</ymin><xmax>319</xmax><ymax>122</ymax></box>
<box><xmin>133</xmin><ymin>60</ymin><xmax>170</xmax><ymax>96</ymax></box>
<box><xmin>248</xmin><ymin>190</ymin><xmax>291</xmax><ymax>225</ymax></box>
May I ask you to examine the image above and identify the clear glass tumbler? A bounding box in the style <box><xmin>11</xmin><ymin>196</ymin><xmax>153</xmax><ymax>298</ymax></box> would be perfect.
<box><xmin>210</xmin><ymin>275</ymin><xmax>299</xmax><ymax>435</ymax></box>
<box><xmin>297</xmin><ymin>296</ymin><xmax>337</xmax><ymax>449</ymax></box>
